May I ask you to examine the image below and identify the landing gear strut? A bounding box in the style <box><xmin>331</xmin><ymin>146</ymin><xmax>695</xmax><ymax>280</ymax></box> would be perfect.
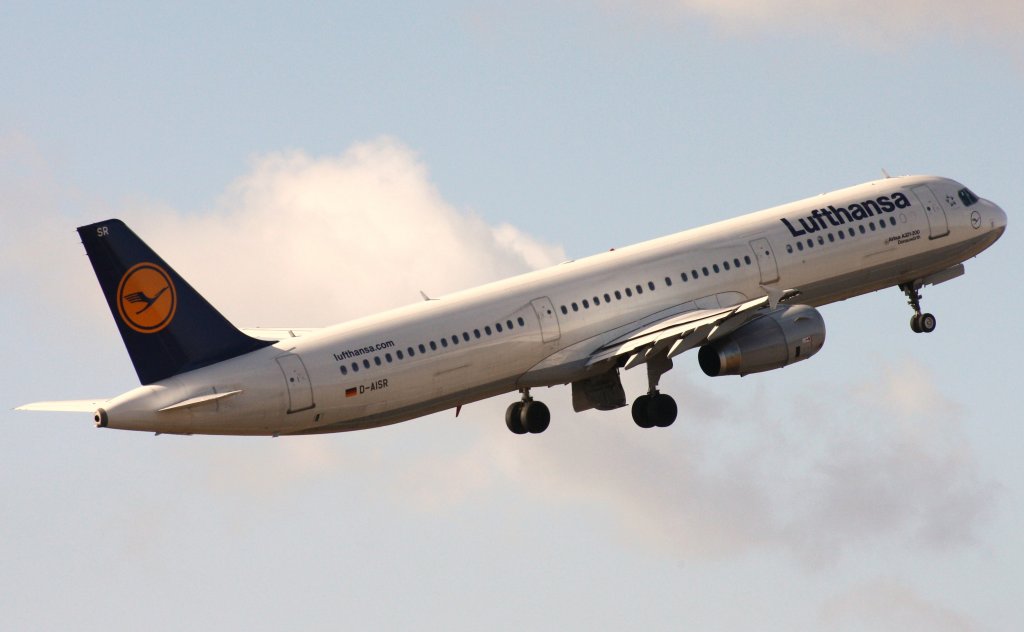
<box><xmin>900</xmin><ymin>282</ymin><xmax>936</xmax><ymax>334</ymax></box>
<box><xmin>631</xmin><ymin>351</ymin><xmax>678</xmax><ymax>429</ymax></box>
<box><xmin>505</xmin><ymin>389</ymin><xmax>550</xmax><ymax>435</ymax></box>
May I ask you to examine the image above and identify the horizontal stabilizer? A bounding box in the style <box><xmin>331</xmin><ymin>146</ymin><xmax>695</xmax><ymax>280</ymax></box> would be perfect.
<box><xmin>158</xmin><ymin>390</ymin><xmax>242</xmax><ymax>412</ymax></box>
<box><xmin>240</xmin><ymin>328</ymin><xmax>319</xmax><ymax>341</ymax></box>
<box><xmin>16</xmin><ymin>399</ymin><xmax>108</xmax><ymax>412</ymax></box>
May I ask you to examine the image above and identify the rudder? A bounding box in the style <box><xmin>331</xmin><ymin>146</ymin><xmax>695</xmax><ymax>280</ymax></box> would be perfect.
<box><xmin>78</xmin><ymin>220</ymin><xmax>273</xmax><ymax>385</ymax></box>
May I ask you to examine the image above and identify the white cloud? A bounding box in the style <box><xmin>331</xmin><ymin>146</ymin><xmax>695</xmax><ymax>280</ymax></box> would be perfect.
<box><xmin>123</xmin><ymin>138</ymin><xmax>566</xmax><ymax>326</ymax></box>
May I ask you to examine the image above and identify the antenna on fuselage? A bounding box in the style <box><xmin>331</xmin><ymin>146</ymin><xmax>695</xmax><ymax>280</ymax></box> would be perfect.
<box><xmin>881</xmin><ymin>168</ymin><xmax>892</xmax><ymax>179</ymax></box>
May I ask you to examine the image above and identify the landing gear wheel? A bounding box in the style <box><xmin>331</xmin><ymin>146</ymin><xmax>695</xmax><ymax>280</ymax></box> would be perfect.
<box><xmin>632</xmin><ymin>395</ymin><xmax>654</xmax><ymax>428</ymax></box>
<box><xmin>650</xmin><ymin>393</ymin><xmax>677</xmax><ymax>427</ymax></box>
<box><xmin>910</xmin><ymin>313</ymin><xmax>922</xmax><ymax>333</ymax></box>
<box><xmin>919</xmin><ymin>312</ymin><xmax>936</xmax><ymax>333</ymax></box>
<box><xmin>505</xmin><ymin>402</ymin><xmax>526</xmax><ymax>434</ymax></box>
<box><xmin>521</xmin><ymin>400</ymin><xmax>550</xmax><ymax>434</ymax></box>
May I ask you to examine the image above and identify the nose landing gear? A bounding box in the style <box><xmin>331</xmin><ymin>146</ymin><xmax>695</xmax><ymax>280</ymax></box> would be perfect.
<box><xmin>900</xmin><ymin>282</ymin><xmax>936</xmax><ymax>334</ymax></box>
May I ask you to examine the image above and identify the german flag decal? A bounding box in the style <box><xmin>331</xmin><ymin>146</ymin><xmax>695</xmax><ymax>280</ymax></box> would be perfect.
<box><xmin>345</xmin><ymin>387</ymin><xmax>358</xmax><ymax>398</ymax></box>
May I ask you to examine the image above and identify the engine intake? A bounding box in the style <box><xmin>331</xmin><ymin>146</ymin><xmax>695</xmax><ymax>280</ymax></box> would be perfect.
<box><xmin>698</xmin><ymin>305</ymin><xmax>826</xmax><ymax>376</ymax></box>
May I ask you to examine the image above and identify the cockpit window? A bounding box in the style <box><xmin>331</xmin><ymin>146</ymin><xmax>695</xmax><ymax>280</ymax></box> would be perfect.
<box><xmin>958</xmin><ymin>188</ymin><xmax>979</xmax><ymax>207</ymax></box>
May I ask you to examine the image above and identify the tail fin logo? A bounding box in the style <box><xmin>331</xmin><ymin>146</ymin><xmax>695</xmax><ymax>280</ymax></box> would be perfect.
<box><xmin>117</xmin><ymin>263</ymin><xmax>177</xmax><ymax>334</ymax></box>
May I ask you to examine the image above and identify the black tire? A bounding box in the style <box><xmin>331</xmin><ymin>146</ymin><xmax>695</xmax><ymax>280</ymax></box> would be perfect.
<box><xmin>505</xmin><ymin>402</ymin><xmax>526</xmax><ymax>434</ymax></box>
<box><xmin>650</xmin><ymin>394</ymin><xmax>677</xmax><ymax>428</ymax></box>
<box><xmin>919</xmin><ymin>312</ymin><xmax>936</xmax><ymax>333</ymax></box>
<box><xmin>521</xmin><ymin>400</ymin><xmax>550</xmax><ymax>434</ymax></box>
<box><xmin>632</xmin><ymin>395</ymin><xmax>654</xmax><ymax>428</ymax></box>
<box><xmin>910</xmin><ymin>314</ymin><xmax>922</xmax><ymax>333</ymax></box>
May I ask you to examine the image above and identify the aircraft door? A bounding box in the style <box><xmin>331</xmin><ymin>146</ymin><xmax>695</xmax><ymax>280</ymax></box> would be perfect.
<box><xmin>276</xmin><ymin>354</ymin><xmax>315</xmax><ymax>413</ymax></box>
<box><xmin>911</xmin><ymin>185</ymin><xmax>949</xmax><ymax>239</ymax></box>
<box><xmin>749</xmin><ymin>238</ymin><xmax>780</xmax><ymax>284</ymax></box>
<box><xmin>530</xmin><ymin>297</ymin><xmax>561</xmax><ymax>343</ymax></box>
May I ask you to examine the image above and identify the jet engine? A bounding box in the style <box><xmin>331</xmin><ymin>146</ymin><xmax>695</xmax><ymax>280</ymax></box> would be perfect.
<box><xmin>698</xmin><ymin>305</ymin><xmax>826</xmax><ymax>377</ymax></box>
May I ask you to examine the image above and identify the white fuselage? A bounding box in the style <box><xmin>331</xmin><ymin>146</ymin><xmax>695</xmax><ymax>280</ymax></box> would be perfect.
<box><xmin>99</xmin><ymin>175</ymin><xmax>1007</xmax><ymax>435</ymax></box>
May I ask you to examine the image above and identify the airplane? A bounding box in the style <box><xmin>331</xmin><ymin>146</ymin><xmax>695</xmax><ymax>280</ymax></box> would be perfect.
<box><xmin>17</xmin><ymin>174</ymin><xmax>1006</xmax><ymax>436</ymax></box>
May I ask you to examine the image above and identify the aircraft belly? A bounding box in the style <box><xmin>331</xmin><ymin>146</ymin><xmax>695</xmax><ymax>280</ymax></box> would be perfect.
<box><xmin>795</xmin><ymin>233</ymin><xmax>994</xmax><ymax>307</ymax></box>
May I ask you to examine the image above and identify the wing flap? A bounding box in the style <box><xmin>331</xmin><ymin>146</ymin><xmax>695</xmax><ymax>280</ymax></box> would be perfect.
<box><xmin>586</xmin><ymin>290</ymin><xmax>800</xmax><ymax>369</ymax></box>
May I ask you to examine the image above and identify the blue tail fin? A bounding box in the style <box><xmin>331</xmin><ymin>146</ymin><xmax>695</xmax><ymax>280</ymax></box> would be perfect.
<box><xmin>77</xmin><ymin>219</ymin><xmax>273</xmax><ymax>385</ymax></box>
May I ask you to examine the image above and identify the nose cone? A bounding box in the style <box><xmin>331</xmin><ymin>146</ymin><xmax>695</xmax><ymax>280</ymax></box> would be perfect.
<box><xmin>985</xmin><ymin>200</ymin><xmax>1007</xmax><ymax>242</ymax></box>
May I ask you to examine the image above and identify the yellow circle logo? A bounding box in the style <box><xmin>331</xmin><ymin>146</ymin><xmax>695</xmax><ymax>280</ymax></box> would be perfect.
<box><xmin>117</xmin><ymin>262</ymin><xmax>177</xmax><ymax>334</ymax></box>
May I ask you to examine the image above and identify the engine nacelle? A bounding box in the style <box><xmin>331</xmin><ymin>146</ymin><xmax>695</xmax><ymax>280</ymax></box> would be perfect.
<box><xmin>698</xmin><ymin>304</ymin><xmax>826</xmax><ymax>376</ymax></box>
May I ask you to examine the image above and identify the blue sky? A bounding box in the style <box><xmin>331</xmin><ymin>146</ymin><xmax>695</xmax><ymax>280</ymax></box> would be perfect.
<box><xmin>3</xmin><ymin>2</ymin><xmax>1022</xmax><ymax>630</ymax></box>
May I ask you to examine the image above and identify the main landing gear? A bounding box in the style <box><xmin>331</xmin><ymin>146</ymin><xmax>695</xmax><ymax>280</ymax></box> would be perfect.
<box><xmin>505</xmin><ymin>390</ymin><xmax>550</xmax><ymax>435</ymax></box>
<box><xmin>630</xmin><ymin>351</ymin><xmax>677</xmax><ymax>429</ymax></box>
<box><xmin>900</xmin><ymin>282</ymin><xmax>937</xmax><ymax>334</ymax></box>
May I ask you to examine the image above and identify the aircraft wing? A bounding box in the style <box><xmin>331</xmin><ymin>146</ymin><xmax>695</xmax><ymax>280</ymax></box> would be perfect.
<box><xmin>240</xmin><ymin>328</ymin><xmax>320</xmax><ymax>341</ymax></box>
<box><xmin>586</xmin><ymin>290</ymin><xmax>800</xmax><ymax>370</ymax></box>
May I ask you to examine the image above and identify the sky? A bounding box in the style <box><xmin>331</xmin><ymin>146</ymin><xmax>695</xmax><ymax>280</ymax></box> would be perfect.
<box><xmin>2</xmin><ymin>2</ymin><xmax>1022</xmax><ymax>630</ymax></box>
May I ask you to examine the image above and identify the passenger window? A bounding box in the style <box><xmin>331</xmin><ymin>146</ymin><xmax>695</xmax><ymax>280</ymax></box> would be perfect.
<box><xmin>702</xmin><ymin>267</ymin><xmax>709</xmax><ymax>276</ymax></box>
<box><xmin>340</xmin><ymin>365</ymin><xmax>348</xmax><ymax>375</ymax></box>
<box><xmin>664</xmin><ymin>276</ymin><xmax>672</xmax><ymax>287</ymax></box>
<box><xmin>419</xmin><ymin>344</ymin><xmax>426</xmax><ymax>353</ymax></box>
<box><xmin>603</xmin><ymin>293</ymin><xmax>611</xmax><ymax>302</ymax></box>
<box><xmin>713</xmin><ymin>264</ymin><xmax>720</xmax><ymax>273</ymax></box>
<box><xmin>806</xmin><ymin>239</ymin><xmax>813</xmax><ymax>248</ymax></box>
<box><xmin>374</xmin><ymin>356</ymin><xmax>382</xmax><ymax>366</ymax></box>
<box><xmin>744</xmin><ymin>256</ymin><xmax>752</xmax><ymax>265</ymax></box>
<box><xmin>485</xmin><ymin>326</ymin><xmax>492</xmax><ymax>335</ymax></box>
<box><xmin>625</xmin><ymin>288</ymin><xmax>633</xmax><ymax>297</ymax></box>
<box><xmin>352</xmin><ymin>362</ymin><xmax>359</xmax><ymax>372</ymax></box>
<box><xmin>723</xmin><ymin>261</ymin><xmax>729</xmax><ymax>270</ymax></box>
<box><xmin>786</xmin><ymin>244</ymin><xmax>793</xmax><ymax>253</ymax></box>
<box><xmin>506</xmin><ymin>320</ymin><xmax>513</xmax><ymax>329</ymax></box>
<box><xmin>363</xmin><ymin>359</ymin><xmax>370</xmax><ymax>369</ymax></box>
<box><xmin>430</xmin><ymin>341</ymin><xmax>437</xmax><ymax>350</ymax></box>
<box><xmin>869</xmin><ymin>222</ymin><xmax>875</xmax><ymax>231</ymax></box>
<box><xmin>733</xmin><ymin>258</ymin><xmax>740</xmax><ymax>267</ymax></box>
<box><xmin>593</xmin><ymin>296</ymin><xmax>600</xmax><ymax>306</ymax></box>
<box><xmin>648</xmin><ymin>281</ymin><xmax>655</xmax><ymax>290</ymax></box>
<box><xmin>496</xmin><ymin>323</ymin><xmax>503</xmax><ymax>332</ymax></box>
<box><xmin>692</xmin><ymin>269</ymin><xmax>698</xmax><ymax>278</ymax></box>
<box><xmin>797</xmin><ymin>242</ymin><xmax>804</xmax><ymax>251</ymax></box>
<box><xmin>572</xmin><ymin>302</ymin><xmax>579</xmax><ymax>312</ymax></box>
<box><xmin>828</xmin><ymin>233</ymin><xmax>834</xmax><ymax>242</ymax></box>
<box><xmin>451</xmin><ymin>335</ymin><xmax>458</xmax><ymax>345</ymax></box>
<box><xmin>463</xmin><ymin>332</ymin><xmax>470</xmax><ymax>341</ymax></box>
<box><xmin>582</xmin><ymin>299</ymin><xmax>589</xmax><ymax>309</ymax></box>
<box><xmin>518</xmin><ymin>317</ymin><xmax>525</xmax><ymax>326</ymax></box>
<box><xmin>615</xmin><ymin>290</ymin><xmax>622</xmax><ymax>300</ymax></box>
<box><xmin>636</xmin><ymin>285</ymin><xmax>643</xmax><ymax>294</ymax></box>
<box><xmin>397</xmin><ymin>350</ymin><xmax>404</xmax><ymax>360</ymax></box>
<box><xmin>441</xmin><ymin>339</ymin><xmax>448</xmax><ymax>348</ymax></box>
<box><xmin>681</xmin><ymin>272</ymin><xmax>688</xmax><ymax>282</ymax></box>
<box><xmin>385</xmin><ymin>353</ymin><xmax>392</xmax><ymax>363</ymax></box>
<box><xmin>859</xmin><ymin>225</ymin><xmax>866</xmax><ymax>234</ymax></box>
